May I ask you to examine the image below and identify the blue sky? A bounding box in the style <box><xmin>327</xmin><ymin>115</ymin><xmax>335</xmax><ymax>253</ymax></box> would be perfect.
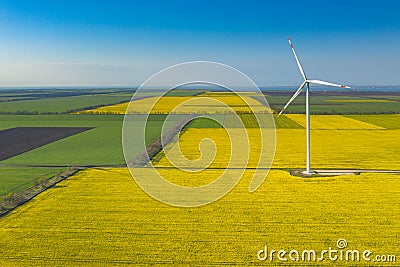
<box><xmin>0</xmin><ymin>0</ymin><xmax>399</xmax><ymax>86</ymax></box>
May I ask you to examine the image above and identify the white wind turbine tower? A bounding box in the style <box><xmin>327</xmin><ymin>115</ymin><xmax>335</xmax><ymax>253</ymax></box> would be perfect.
<box><xmin>279</xmin><ymin>38</ymin><xmax>352</xmax><ymax>175</ymax></box>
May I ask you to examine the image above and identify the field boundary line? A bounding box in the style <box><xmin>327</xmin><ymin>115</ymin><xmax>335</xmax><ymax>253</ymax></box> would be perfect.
<box><xmin>0</xmin><ymin>167</ymin><xmax>82</xmax><ymax>218</ymax></box>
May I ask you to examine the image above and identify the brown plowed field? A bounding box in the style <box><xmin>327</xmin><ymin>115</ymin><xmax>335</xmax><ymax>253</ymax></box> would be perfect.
<box><xmin>0</xmin><ymin>127</ymin><xmax>94</xmax><ymax>161</ymax></box>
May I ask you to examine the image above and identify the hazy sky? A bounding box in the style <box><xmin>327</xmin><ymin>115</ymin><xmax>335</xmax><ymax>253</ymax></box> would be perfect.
<box><xmin>0</xmin><ymin>0</ymin><xmax>399</xmax><ymax>86</ymax></box>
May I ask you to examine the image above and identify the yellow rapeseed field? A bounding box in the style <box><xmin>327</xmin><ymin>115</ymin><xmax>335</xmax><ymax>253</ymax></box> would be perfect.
<box><xmin>77</xmin><ymin>95</ymin><xmax>272</xmax><ymax>114</ymax></box>
<box><xmin>154</xmin><ymin>128</ymin><xmax>264</xmax><ymax>169</ymax></box>
<box><xmin>273</xmin><ymin>129</ymin><xmax>400</xmax><ymax>169</ymax></box>
<box><xmin>0</xmin><ymin>168</ymin><xmax>398</xmax><ymax>265</ymax></box>
<box><xmin>155</xmin><ymin>128</ymin><xmax>400</xmax><ymax>170</ymax></box>
<box><xmin>285</xmin><ymin>114</ymin><xmax>384</xmax><ymax>129</ymax></box>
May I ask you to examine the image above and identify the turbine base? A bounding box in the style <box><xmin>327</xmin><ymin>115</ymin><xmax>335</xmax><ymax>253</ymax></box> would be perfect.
<box><xmin>302</xmin><ymin>170</ymin><xmax>317</xmax><ymax>176</ymax></box>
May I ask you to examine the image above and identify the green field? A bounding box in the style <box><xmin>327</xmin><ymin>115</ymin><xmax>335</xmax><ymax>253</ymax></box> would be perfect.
<box><xmin>187</xmin><ymin>116</ymin><xmax>224</xmax><ymax>128</ymax></box>
<box><xmin>266</xmin><ymin>94</ymin><xmax>400</xmax><ymax>114</ymax></box>
<box><xmin>273</xmin><ymin>114</ymin><xmax>304</xmax><ymax>128</ymax></box>
<box><xmin>0</xmin><ymin>89</ymin><xmax>206</xmax><ymax>114</ymax></box>
<box><xmin>0</xmin><ymin>115</ymin><xmax>125</xmax><ymax>166</ymax></box>
<box><xmin>164</xmin><ymin>89</ymin><xmax>206</xmax><ymax>96</ymax></box>
<box><xmin>346</xmin><ymin>114</ymin><xmax>400</xmax><ymax>129</ymax></box>
<box><xmin>0</xmin><ymin>115</ymin><xmax>168</xmax><ymax>166</ymax></box>
<box><xmin>0</xmin><ymin>167</ymin><xmax>64</xmax><ymax>199</ymax></box>
<box><xmin>362</xmin><ymin>95</ymin><xmax>400</xmax><ymax>101</ymax></box>
<box><xmin>0</xmin><ymin>94</ymin><xmax>132</xmax><ymax>114</ymax></box>
<box><xmin>187</xmin><ymin>114</ymin><xmax>304</xmax><ymax>129</ymax></box>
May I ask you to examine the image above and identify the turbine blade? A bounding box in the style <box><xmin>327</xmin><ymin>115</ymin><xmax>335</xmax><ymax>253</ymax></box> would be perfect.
<box><xmin>278</xmin><ymin>81</ymin><xmax>306</xmax><ymax>115</ymax></box>
<box><xmin>288</xmin><ymin>38</ymin><xmax>307</xmax><ymax>81</ymax></box>
<box><xmin>308</xmin><ymin>79</ymin><xmax>352</xmax><ymax>89</ymax></box>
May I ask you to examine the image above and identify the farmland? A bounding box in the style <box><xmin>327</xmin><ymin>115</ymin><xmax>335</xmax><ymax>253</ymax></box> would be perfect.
<box><xmin>0</xmin><ymin>115</ymin><xmax>126</xmax><ymax>166</ymax></box>
<box><xmin>0</xmin><ymin>168</ymin><xmax>398</xmax><ymax>265</ymax></box>
<box><xmin>155</xmin><ymin>127</ymin><xmax>400</xmax><ymax>170</ymax></box>
<box><xmin>0</xmin><ymin>89</ymin><xmax>399</xmax><ymax>265</ymax></box>
<box><xmin>0</xmin><ymin>127</ymin><xmax>94</xmax><ymax>160</ymax></box>
<box><xmin>284</xmin><ymin>114</ymin><xmax>384</xmax><ymax>129</ymax></box>
<box><xmin>0</xmin><ymin>167</ymin><xmax>64</xmax><ymax>199</ymax></box>
<box><xmin>78</xmin><ymin>93</ymin><xmax>273</xmax><ymax>114</ymax></box>
<box><xmin>0</xmin><ymin>114</ymin><xmax>177</xmax><ymax>166</ymax></box>
<box><xmin>0</xmin><ymin>106</ymin><xmax>190</xmax><ymax>208</ymax></box>
<box><xmin>0</xmin><ymin>91</ymin><xmax>135</xmax><ymax>114</ymax></box>
<box><xmin>346</xmin><ymin>114</ymin><xmax>400</xmax><ymax>129</ymax></box>
<box><xmin>172</xmin><ymin>113</ymin><xmax>304</xmax><ymax>129</ymax></box>
<box><xmin>325</xmin><ymin>99</ymin><xmax>394</xmax><ymax>103</ymax></box>
<box><xmin>71</xmin><ymin>90</ymin><xmax>400</xmax><ymax>116</ymax></box>
<box><xmin>265</xmin><ymin>91</ymin><xmax>400</xmax><ymax>114</ymax></box>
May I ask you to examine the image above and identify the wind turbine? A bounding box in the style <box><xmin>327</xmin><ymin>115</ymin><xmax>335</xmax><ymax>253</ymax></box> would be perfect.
<box><xmin>279</xmin><ymin>38</ymin><xmax>352</xmax><ymax>175</ymax></box>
